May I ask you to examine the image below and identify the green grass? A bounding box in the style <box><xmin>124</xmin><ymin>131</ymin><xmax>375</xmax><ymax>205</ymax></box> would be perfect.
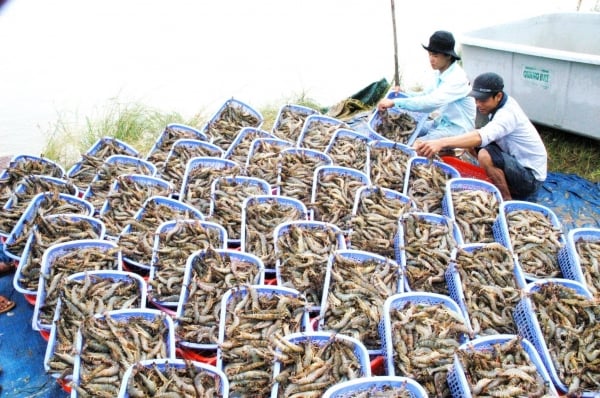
<box><xmin>537</xmin><ymin>125</ymin><xmax>600</xmax><ymax>183</ymax></box>
<box><xmin>42</xmin><ymin>98</ymin><xmax>599</xmax><ymax>183</ymax></box>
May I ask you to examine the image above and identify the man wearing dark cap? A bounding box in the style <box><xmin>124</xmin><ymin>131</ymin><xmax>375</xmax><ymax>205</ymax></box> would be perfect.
<box><xmin>414</xmin><ymin>72</ymin><xmax>548</xmax><ymax>200</ymax></box>
<box><xmin>377</xmin><ymin>30</ymin><xmax>475</xmax><ymax>140</ymax></box>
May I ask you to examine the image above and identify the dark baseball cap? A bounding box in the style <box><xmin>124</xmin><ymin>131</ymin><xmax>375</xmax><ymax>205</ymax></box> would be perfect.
<box><xmin>469</xmin><ymin>72</ymin><xmax>504</xmax><ymax>100</ymax></box>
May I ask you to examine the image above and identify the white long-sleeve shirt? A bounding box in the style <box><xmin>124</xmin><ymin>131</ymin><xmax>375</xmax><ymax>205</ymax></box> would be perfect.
<box><xmin>479</xmin><ymin>95</ymin><xmax>547</xmax><ymax>181</ymax></box>
<box><xmin>392</xmin><ymin>61</ymin><xmax>476</xmax><ymax>133</ymax></box>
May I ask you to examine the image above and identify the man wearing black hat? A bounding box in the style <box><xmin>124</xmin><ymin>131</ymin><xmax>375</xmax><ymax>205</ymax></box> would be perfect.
<box><xmin>377</xmin><ymin>30</ymin><xmax>475</xmax><ymax>140</ymax></box>
<box><xmin>414</xmin><ymin>72</ymin><xmax>548</xmax><ymax>201</ymax></box>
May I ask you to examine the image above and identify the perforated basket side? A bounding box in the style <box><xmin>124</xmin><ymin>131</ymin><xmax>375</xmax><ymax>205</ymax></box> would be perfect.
<box><xmin>444</xmin><ymin>262</ymin><xmax>474</xmax><ymax>336</ymax></box>
<box><xmin>558</xmin><ymin>227</ymin><xmax>600</xmax><ymax>286</ymax></box>
<box><xmin>381</xmin><ymin>292</ymin><xmax>470</xmax><ymax>377</ymax></box>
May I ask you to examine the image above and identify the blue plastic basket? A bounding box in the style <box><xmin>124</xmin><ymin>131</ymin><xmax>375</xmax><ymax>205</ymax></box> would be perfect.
<box><xmin>318</xmin><ymin>249</ymin><xmax>404</xmax><ymax>355</ymax></box>
<box><xmin>274</xmin><ymin>220</ymin><xmax>347</xmax><ymax>312</ymax></box>
<box><xmin>272</xmin><ymin>103</ymin><xmax>320</xmax><ymax>142</ymax></box>
<box><xmin>447</xmin><ymin>334</ymin><xmax>559</xmax><ymax>398</ymax></box>
<box><xmin>270</xmin><ymin>331</ymin><xmax>372</xmax><ymax>398</ymax></box>
<box><xmin>222</xmin><ymin>126</ymin><xmax>274</xmax><ymax>162</ymax></box>
<box><xmin>175</xmin><ymin>249</ymin><xmax>265</xmax><ymax>350</ymax></box>
<box><xmin>147</xmin><ymin>219</ymin><xmax>227</xmax><ymax>309</ymax></box>
<box><xmin>296</xmin><ymin>114</ymin><xmax>347</xmax><ymax>151</ymax></box>
<box><xmin>179</xmin><ymin>156</ymin><xmax>239</xmax><ymax>199</ymax></box>
<box><xmin>134</xmin><ymin>195</ymin><xmax>205</xmax><ymax>226</ymax></box>
<box><xmin>245</xmin><ymin>137</ymin><xmax>295</xmax><ymax>186</ymax></box>
<box><xmin>67</xmin><ymin>137</ymin><xmax>139</xmax><ymax>184</ymax></box>
<box><xmin>97</xmin><ymin>174</ymin><xmax>174</xmax><ymax>239</ymax></box>
<box><xmin>492</xmin><ymin>200</ymin><xmax>565</xmax><ymax>280</ymax></box>
<box><xmin>449</xmin><ymin>242</ymin><xmax>527</xmax><ymax>288</ymax></box>
<box><xmin>493</xmin><ymin>200</ymin><xmax>564</xmax><ymax>250</ymax></box>
<box><xmin>3</xmin><ymin>193</ymin><xmax>95</xmax><ymax>261</ymax></box>
<box><xmin>514</xmin><ymin>278</ymin><xmax>594</xmax><ymax>395</ymax></box>
<box><xmin>558</xmin><ymin>227</ymin><xmax>600</xmax><ymax>294</ymax></box>
<box><xmin>0</xmin><ymin>154</ymin><xmax>66</xmax><ymax>182</ymax></box>
<box><xmin>241</xmin><ymin>195</ymin><xmax>309</xmax><ymax>273</ymax></box>
<box><xmin>442</xmin><ymin>177</ymin><xmax>503</xmax><ymax>219</ymax></box>
<box><xmin>33</xmin><ymin>240</ymin><xmax>125</xmax><ymax>331</ymax></box>
<box><xmin>348</xmin><ymin>186</ymin><xmax>415</xmax><ymax>253</ymax></box>
<box><xmin>200</xmin><ymin>97</ymin><xmax>264</xmax><ymax>146</ymax></box>
<box><xmin>322</xmin><ymin>376</ymin><xmax>429</xmax><ymax>398</ymax></box>
<box><xmin>403</xmin><ymin>156</ymin><xmax>460</xmax><ymax>202</ymax></box>
<box><xmin>117</xmin><ymin>358</ymin><xmax>229</xmax><ymax>398</ymax></box>
<box><xmin>324</xmin><ymin>128</ymin><xmax>372</xmax><ymax>173</ymax></box>
<box><xmin>12</xmin><ymin>215</ymin><xmax>107</xmax><ymax>296</ymax></box>
<box><xmin>164</xmin><ymin>138</ymin><xmax>223</xmax><ymax>164</ymax></box>
<box><xmin>216</xmin><ymin>285</ymin><xmax>310</xmax><ymax>369</ymax></box>
<box><xmin>351</xmin><ymin>186</ymin><xmax>415</xmax><ymax>218</ymax></box>
<box><xmin>367</xmin><ymin>106</ymin><xmax>429</xmax><ymax>146</ymax></box>
<box><xmin>209</xmin><ymin>176</ymin><xmax>271</xmax><ymax>244</ymax></box>
<box><xmin>70</xmin><ymin>308</ymin><xmax>176</xmax><ymax>398</ymax></box>
<box><xmin>1</xmin><ymin>175</ymin><xmax>79</xmax><ymax>237</ymax></box>
<box><xmin>395</xmin><ymin>212</ymin><xmax>463</xmax><ymax>292</ymax></box>
<box><xmin>310</xmin><ymin>165</ymin><xmax>370</xmax><ymax>227</ymax></box>
<box><xmin>445</xmin><ymin>243</ymin><xmax>525</xmax><ymax>337</ymax></box>
<box><xmin>366</xmin><ymin>140</ymin><xmax>416</xmax><ymax>193</ymax></box>
<box><xmin>145</xmin><ymin>124</ymin><xmax>209</xmax><ymax>161</ymax></box>
<box><xmin>381</xmin><ymin>292</ymin><xmax>471</xmax><ymax>377</ymax></box>
<box><xmin>276</xmin><ymin>147</ymin><xmax>333</xmax><ymax>198</ymax></box>
<box><xmin>43</xmin><ymin>269</ymin><xmax>146</xmax><ymax>380</ymax></box>
<box><xmin>119</xmin><ymin>196</ymin><xmax>204</xmax><ymax>270</ymax></box>
<box><xmin>4</xmin><ymin>175</ymin><xmax>78</xmax><ymax>210</ymax></box>
<box><xmin>82</xmin><ymin>155</ymin><xmax>157</xmax><ymax>207</ymax></box>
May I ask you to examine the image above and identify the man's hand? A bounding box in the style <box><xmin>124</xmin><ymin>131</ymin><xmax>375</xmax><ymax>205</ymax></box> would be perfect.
<box><xmin>377</xmin><ymin>98</ymin><xmax>394</xmax><ymax>111</ymax></box>
<box><xmin>413</xmin><ymin>139</ymin><xmax>444</xmax><ymax>159</ymax></box>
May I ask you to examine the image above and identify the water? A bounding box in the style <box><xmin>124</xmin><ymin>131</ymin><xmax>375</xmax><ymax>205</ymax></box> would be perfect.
<box><xmin>0</xmin><ymin>0</ymin><xmax>580</xmax><ymax>157</ymax></box>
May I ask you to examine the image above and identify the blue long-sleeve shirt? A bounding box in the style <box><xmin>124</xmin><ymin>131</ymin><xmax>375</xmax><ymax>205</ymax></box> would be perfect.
<box><xmin>392</xmin><ymin>62</ymin><xmax>476</xmax><ymax>133</ymax></box>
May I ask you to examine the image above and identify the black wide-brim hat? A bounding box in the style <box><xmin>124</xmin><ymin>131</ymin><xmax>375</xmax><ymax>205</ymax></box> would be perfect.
<box><xmin>422</xmin><ymin>30</ymin><xmax>460</xmax><ymax>60</ymax></box>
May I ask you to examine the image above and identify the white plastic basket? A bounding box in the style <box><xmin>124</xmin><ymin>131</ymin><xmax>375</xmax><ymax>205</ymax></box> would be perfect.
<box><xmin>322</xmin><ymin>376</ymin><xmax>429</xmax><ymax>398</ymax></box>
<box><xmin>240</xmin><ymin>195</ymin><xmax>309</xmax><ymax>273</ymax></box>
<box><xmin>324</xmin><ymin>128</ymin><xmax>372</xmax><ymax>173</ymax></box>
<box><xmin>447</xmin><ymin>334</ymin><xmax>559</xmax><ymax>398</ymax></box>
<box><xmin>513</xmin><ymin>278</ymin><xmax>595</xmax><ymax>396</ymax></box>
<box><xmin>367</xmin><ymin>106</ymin><xmax>429</xmax><ymax>146</ymax></box>
<box><xmin>12</xmin><ymin>214</ymin><xmax>107</xmax><ymax>296</ymax></box>
<box><xmin>43</xmin><ymin>270</ymin><xmax>146</xmax><ymax>379</ymax></box>
<box><xmin>33</xmin><ymin>240</ymin><xmax>124</xmax><ymax>331</ymax></box>
<box><xmin>175</xmin><ymin>249</ymin><xmax>265</xmax><ymax>350</ymax></box>
<box><xmin>117</xmin><ymin>358</ymin><xmax>229</xmax><ymax>398</ymax></box>
<box><xmin>270</xmin><ymin>331</ymin><xmax>372</xmax><ymax>398</ymax></box>
<box><xmin>296</xmin><ymin>114</ymin><xmax>346</xmax><ymax>152</ymax></box>
<box><xmin>381</xmin><ymin>292</ymin><xmax>472</xmax><ymax>377</ymax></box>
<box><xmin>318</xmin><ymin>249</ymin><xmax>404</xmax><ymax>355</ymax></box>
<box><xmin>70</xmin><ymin>308</ymin><xmax>176</xmax><ymax>398</ymax></box>
<box><xmin>274</xmin><ymin>220</ymin><xmax>347</xmax><ymax>312</ymax></box>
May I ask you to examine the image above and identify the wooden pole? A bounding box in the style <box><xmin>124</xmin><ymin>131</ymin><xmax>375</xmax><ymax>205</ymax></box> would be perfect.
<box><xmin>390</xmin><ymin>0</ymin><xmax>400</xmax><ymax>87</ymax></box>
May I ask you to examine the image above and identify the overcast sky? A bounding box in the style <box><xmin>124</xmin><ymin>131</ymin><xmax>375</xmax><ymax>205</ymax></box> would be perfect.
<box><xmin>0</xmin><ymin>0</ymin><xmax>588</xmax><ymax>156</ymax></box>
